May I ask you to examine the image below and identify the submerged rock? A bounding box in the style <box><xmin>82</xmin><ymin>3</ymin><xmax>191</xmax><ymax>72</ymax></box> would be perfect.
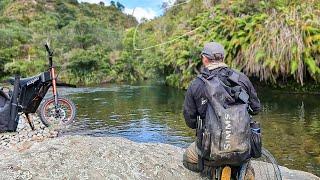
<box><xmin>0</xmin><ymin>136</ymin><xmax>318</xmax><ymax>180</ymax></box>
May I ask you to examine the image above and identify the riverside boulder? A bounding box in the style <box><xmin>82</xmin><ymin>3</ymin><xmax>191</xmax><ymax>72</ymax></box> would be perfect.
<box><xmin>0</xmin><ymin>135</ymin><xmax>319</xmax><ymax>180</ymax></box>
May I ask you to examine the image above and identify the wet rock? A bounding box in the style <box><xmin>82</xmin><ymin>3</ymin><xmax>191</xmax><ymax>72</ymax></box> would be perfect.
<box><xmin>0</xmin><ymin>136</ymin><xmax>318</xmax><ymax>180</ymax></box>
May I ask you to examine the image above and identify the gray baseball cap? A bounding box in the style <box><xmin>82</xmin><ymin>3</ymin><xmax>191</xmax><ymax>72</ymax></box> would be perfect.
<box><xmin>201</xmin><ymin>42</ymin><xmax>225</xmax><ymax>60</ymax></box>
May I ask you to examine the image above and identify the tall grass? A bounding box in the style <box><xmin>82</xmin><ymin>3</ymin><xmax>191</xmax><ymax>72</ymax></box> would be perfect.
<box><xmin>136</xmin><ymin>0</ymin><xmax>320</xmax><ymax>89</ymax></box>
<box><xmin>242</xmin><ymin>4</ymin><xmax>320</xmax><ymax>85</ymax></box>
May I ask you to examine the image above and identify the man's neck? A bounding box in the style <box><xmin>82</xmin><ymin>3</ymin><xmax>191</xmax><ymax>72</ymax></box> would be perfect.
<box><xmin>205</xmin><ymin>62</ymin><xmax>228</xmax><ymax>70</ymax></box>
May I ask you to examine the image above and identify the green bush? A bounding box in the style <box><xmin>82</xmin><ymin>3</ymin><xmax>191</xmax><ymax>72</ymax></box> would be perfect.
<box><xmin>66</xmin><ymin>48</ymin><xmax>111</xmax><ymax>84</ymax></box>
<box><xmin>4</xmin><ymin>60</ymin><xmax>46</xmax><ymax>77</ymax></box>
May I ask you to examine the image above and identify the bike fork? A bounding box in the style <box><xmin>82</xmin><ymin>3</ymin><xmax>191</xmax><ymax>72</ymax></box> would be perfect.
<box><xmin>51</xmin><ymin>67</ymin><xmax>59</xmax><ymax>111</ymax></box>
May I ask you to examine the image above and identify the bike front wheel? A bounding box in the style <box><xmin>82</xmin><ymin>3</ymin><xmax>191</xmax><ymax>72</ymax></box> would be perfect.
<box><xmin>39</xmin><ymin>97</ymin><xmax>76</xmax><ymax>127</ymax></box>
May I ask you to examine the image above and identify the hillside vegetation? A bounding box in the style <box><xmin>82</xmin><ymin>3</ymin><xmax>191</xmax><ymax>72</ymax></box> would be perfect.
<box><xmin>126</xmin><ymin>0</ymin><xmax>320</xmax><ymax>89</ymax></box>
<box><xmin>0</xmin><ymin>0</ymin><xmax>319</xmax><ymax>90</ymax></box>
<box><xmin>0</xmin><ymin>0</ymin><xmax>137</xmax><ymax>84</ymax></box>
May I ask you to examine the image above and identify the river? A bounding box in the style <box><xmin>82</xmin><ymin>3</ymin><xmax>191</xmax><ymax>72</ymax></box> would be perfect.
<box><xmin>60</xmin><ymin>83</ymin><xmax>320</xmax><ymax>176</ymax></box>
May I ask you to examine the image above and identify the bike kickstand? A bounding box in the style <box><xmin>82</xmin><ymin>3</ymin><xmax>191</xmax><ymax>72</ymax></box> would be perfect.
<box><xmin>25</xmin><ymin>113</ymin><xmax>35</xmax><ymax>131</ymax></box>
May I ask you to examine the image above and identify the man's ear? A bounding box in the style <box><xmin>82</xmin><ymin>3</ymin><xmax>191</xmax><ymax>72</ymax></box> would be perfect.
<box><xmin>201</xmin><ymin>55</ymin><xmax>205</xmax><ymax>63</ymax></box>
<box><xmin>202</xmin><ymin>56</ymin><xmax>209</xmax><ymax>65</ymax></box>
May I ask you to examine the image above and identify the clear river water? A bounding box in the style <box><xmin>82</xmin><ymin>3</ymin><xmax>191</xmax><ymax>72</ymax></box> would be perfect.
<box><xmin>60</xmin><ymin>83</ymin><xmax>320</xmax><ymax>176</ymax></box>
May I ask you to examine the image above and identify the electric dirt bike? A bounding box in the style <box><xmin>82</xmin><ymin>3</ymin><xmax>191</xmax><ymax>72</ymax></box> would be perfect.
<box><xmin>6</xmin><ymin>43</ymin><xmax>77</xmax><ymax>130</ymax></box>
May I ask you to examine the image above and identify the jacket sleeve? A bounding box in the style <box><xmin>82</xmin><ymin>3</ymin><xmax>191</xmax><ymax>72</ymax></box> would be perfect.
<box><xmin>239</xmin><ymin>74</ymin><xmax>261</xmax><ymax>115</ymax></box>
<box><xmin>183</xmin><ymin>84</ymin><xmax>198</xmax><ymax>129</ymax></box>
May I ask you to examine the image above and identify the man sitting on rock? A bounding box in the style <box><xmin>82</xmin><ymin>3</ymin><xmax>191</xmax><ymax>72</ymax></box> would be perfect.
<box><xmin>182</xmin><ymin>42</ymin><xmax>261</xmax><ymax>178</ymax></box>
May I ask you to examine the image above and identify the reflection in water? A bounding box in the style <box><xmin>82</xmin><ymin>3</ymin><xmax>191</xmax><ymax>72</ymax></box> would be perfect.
<box><xmin>254</xmin><ymin>88</ymin><xmax>320</xmax><ymax>176</ymax></box>
<box><xmin>63</xmin><ymin>84</ymin><xmax>320</xmax><ymax>176</ymax></box>
<box><xmin>299</xmin><ymin>102</ymin><xmax>305</xmax><ymax>121</ymax></box>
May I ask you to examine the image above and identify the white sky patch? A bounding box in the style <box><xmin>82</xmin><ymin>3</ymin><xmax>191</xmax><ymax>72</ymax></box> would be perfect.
<box><xmin>124</xmin><ymin>7</ymin><xmax>157</xmax><ymax>22</ymax></box>
<box><xmin>163</xmin><ymin>0</ymin><xmax>176</xmax><ymax>6</ymax></box>
<box><xmin>78</xmin><ymin>0</ymin><xmax>110</xmax><ymax>5</ymax></box>
<box><xmin>78</xmin><ymin>0</ymin><xmax>175</xmax><ymax>22</ymax></box>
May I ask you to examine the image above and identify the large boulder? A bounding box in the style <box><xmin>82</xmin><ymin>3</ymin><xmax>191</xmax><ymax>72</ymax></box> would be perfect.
<box><xmin>0</xmin><ymin>135</ymin><xmax>318</xmax><ymax>180</ymax></box>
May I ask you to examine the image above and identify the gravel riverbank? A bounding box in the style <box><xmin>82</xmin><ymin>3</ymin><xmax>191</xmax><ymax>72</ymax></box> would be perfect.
<box><xmin>0</xmin><ymin>115</ymin><xmax>59</xmax><ymax>150</ymax></box>
<box><xmin>0</xmin><ymin>135</ymin><xmax>319</xmax><ymax>180</ymax></box>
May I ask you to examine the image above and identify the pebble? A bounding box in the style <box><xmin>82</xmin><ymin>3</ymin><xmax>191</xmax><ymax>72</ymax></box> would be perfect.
<box><xmin>0</xmin><ymin>115</ymin><xmax>60</xmax><ymax>150</ymax></box>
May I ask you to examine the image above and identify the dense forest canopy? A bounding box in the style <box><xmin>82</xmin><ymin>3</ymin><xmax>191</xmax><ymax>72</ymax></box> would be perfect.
<box><xmin>0</xmin><ymin>0</ymin><xmax>319</xmax><ymax>90</ymax></box>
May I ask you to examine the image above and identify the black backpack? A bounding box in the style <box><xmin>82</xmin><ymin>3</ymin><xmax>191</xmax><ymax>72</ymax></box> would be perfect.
<box><xmin>0</xmin><ymin>90</ymin><xmax>18</xmax><ymax>132</ymax></box>
<box><xmin>0</xmin><ymin>76</ymin><xmax>20</xmax><ymax>132</ymax></box>
<box><xmin>196</xmin><ymin>70</ymin><xmax>251</xmax><ymax>167</ymax></box>
<box><xmin>0</xmin><ymin>90</ymin><xmax>12</xmax><ymax>131</ymax></box>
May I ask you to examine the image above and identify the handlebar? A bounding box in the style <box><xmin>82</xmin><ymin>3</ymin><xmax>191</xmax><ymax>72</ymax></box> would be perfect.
<box><xmin>44</xmin><ymin>43</ymin><xmax>53</xmax><ymax>67</ymax></box>
<box><xmin>44</xmin><ymin>43</ymin><xmax>53</xmax><ymax>56</ymax></box>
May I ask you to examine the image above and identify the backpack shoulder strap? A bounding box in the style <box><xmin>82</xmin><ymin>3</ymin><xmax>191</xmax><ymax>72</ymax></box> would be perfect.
<box><xmin>197</xmin><ymin>74</ymin><xmax>209</xmax><ymax>83</ymax></box>
<box><xmin>227</xmin><ymin>69</ymin><xmax>241</xmax><ymax>86</ymax></box>
<box><xmin>227</xmin><ymin>70</ymin><xmax>250</xmax><ymax>104</ymax></box>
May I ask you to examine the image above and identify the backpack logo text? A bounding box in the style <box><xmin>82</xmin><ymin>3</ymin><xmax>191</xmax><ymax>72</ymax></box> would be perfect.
<box><xmin>224</xmin><ymin>113</ymin><xmax>232</xmax><ymax>150</ymax></box>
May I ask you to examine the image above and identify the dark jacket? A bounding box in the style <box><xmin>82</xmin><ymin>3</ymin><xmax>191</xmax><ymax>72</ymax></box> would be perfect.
<box><xmin>183</xmin><ymin>67</ymin><xmax>261</xmax><ymax>129</ymax></box>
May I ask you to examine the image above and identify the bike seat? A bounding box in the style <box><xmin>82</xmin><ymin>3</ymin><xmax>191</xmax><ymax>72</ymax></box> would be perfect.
<box><xmin>7</xmin><ymin>74</ymin><xmax>41</xmax><ymax>86</ymax></box>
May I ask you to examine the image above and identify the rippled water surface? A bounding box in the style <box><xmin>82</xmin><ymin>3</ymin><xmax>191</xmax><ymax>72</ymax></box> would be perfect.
<box><xmin>61</xmin><ymin>83</ymin><xmax>320</xmax><ymax>176</ymax></box>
